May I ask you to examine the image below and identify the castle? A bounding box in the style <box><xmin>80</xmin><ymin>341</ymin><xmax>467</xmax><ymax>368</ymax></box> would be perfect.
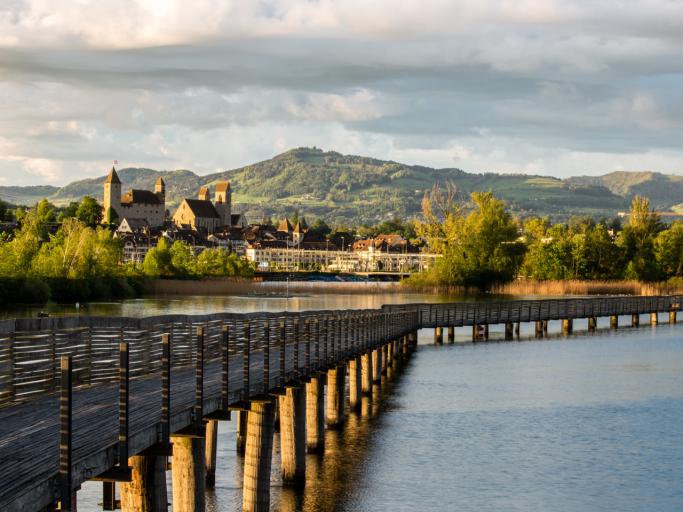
<box><xmin>172</xmin><ymin>182</ymin><xmax>236</xmax><ymax>233</ymax></box>
<box><xmin>103</xmin><ymin>167</ymin><xmax>166</xmax><ymax>227</ymax></box>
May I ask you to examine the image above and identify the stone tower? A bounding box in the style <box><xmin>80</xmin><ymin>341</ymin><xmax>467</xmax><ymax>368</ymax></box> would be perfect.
<box><xmin>198</xmin><ymin>186</ymin><xmax>210</xmax><ymax>201</ymax></box>
<box><xmin>214</xmin><ymin>181</ymin><xmax>231</xmax><ymax>227</ymax></box>
<box><xmin>103</xmin><ymin>167</ymin><xmax>121</xmax><ymax>220</ymax></box>
<box><xmin>155</xmin><ymin>176</ymin><xmax>165</xmax><ymax>202</ymax></box>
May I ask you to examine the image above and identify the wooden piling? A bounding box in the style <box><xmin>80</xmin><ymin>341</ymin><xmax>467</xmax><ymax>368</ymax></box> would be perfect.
<box><xmin>610</xmin><ymin>315</ymin><xmax>619</xmax><ymax>329</ymax></box>
<box><xmin>484</xmin><ymin>324</ymin><xmax>490</xmax><ymax>340</ymax></box>
<box><xmin>562</xmin><ymin>319</ymin><xmax>573</xmax><ymax>335</ymax></box>
<box><xmin>535</xmin><ymin>321</ymin><xmax>544</xmax><ymax>336</ymax></box>
<box><xmin>306</xmin><ymin>376</ymin><xmax>326</xmax><ymax>452</ymax></box>
<box><xmin>348</xmin><ymin>357</ymin><xmax>362</xmax><ymax>411</ymax></box>
<box><xmin>371</xmin><ymin>348</ymin><xmax>382</xmax><ymax>383</ymax></box>
<box><xmin>447</xmin><ymin>326</ymin><xmax>455</xmax><ymax>343</ymax></box>
<box><xmin>504</xmin><ymin>323</ymin><xmax>513</xmax><ymax>340</ymax></box>
<box><xmin>670</xmin><ymin>311</ymin><xmax>677</xmax><ymax>324</ymax></box>
<box><xmin>279</xmin><ymin>386</ymin><xmax>306</xmax><ymax>484</ymax></box>
<box><xmin>514</xmin><ymin>322</ymin><xmax>520</xmax><ymax>336</ymax></box>
<box><xmin>434</xmin><ymin>326</ymin><xmax>443</xmax><ymax>344</ymax></box>
<box><xmin>242</xmin><ymin>400</ymin><xmax>275</xmax><ymax>512</ymax></box>
<box><xmin>205</xmin><ymin>420</ymin><xmax>218</xmax><ymax>488</ymax></box>
<box><xmin>326</xmin><ymin>366</ymin><xmax>346</xmax><ymax>429</ymax></box>
<box><xmin>651</xmin><ymin>312</ymin><xmax>658</xmax><ymax>325</ymax></box>
<box><xmin>588</xmin><ymin>317</ymin><xmax>597</xmax><ymax>331</ymax></box>
<box><xmin>171</xmin><ymin>435</ymin><xmax>205</xmax><ymax>512</ymax></box>
<box><xmin>236</xmin><ymin>410</ymin><xmax>248</xmax><ymax>454</ymax></box>
<box><xmin>361</xmin><ymin>352</ymin><xmax>373</xmax><ymax>396</ymax></box>
<box><xmin>632</xmin><ymin>313</ymin><xmax>640</xmax><ymax>327</ymax></box>
<box><xmin>120</xmin><ymin>455</ymin><xmax>167</xmax><ymax>512</ymax></box>
<box><xmin>381</xmin><ymin>344</ymin><xmax>389</xmax><ymax>374</ymax></box>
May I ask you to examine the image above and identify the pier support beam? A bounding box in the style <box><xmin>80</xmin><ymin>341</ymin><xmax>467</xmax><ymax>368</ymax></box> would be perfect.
<box><xmin>371</xmin><ymin>349</ymin><xmax>382</xmax><ymax>383</ymax></box>
<box><xmin>610</xmin><ymin>315</ymin><xmax>619</xmax><ymax>329</ymax></box>
<box><xmin>434</xmin><ymin>326</ymin><xmax>443</xmax><ymax>344</ymax></box>
<box><xmin>447</xmin><ymin>326</ymin><xmax>455</xmax><ymax>343</ymax></box>
<box><xmin>171</xmin><ymin>435</ymin><xmax>206</xmax><ymax>512</ymax></box>
<box><xmin>326</xmin><ymin>365</ymin><xmax>346</xmax><ymax>429</ymax></box>
<box><xmin>306</xmin><ymin>376</ymin><xmax>325</xmax><ymax>452</ymax></box>
<box><xmin>535</xmin><ymin>321</ymin><xmax>544</xmax><ymax>337</ymax></box>
<box><xmin>587</xmin><ymin>317</ymin><xmax>597</xmax><ymax>332</ymax></box>
<box><xmin>484</xmin><ymin>324</ymin><xmax>490</xmax><ymax>340</ymax></box>
<box><xmin>236</xmin><ymin>410</ymin><xmax>248</xmax><ymax>454</ymax></box>
<box><xmin>562</xmin><ymin>319</ymin><xmax>573</xmax><ymax>335</ymax></box>
<box><xmin>205</xmin><ymin>420</ymin><xmax>218</xmax><ymax>488</ymax></box>
<box><xmin>651</xmin><ymin>312</ymin><xmax>658</xmax><ymax>325</ymax></box>
<box><xmin>381</xmin><ymin>344</ymin><xmax>389</xmax><ymax>374</ymax></box>
<box><xmin>515</xmin><ymin>322</ymin><xmax>520</xmax><ymax>336</ymax></box>
<box><xmin>120</xmin><ymin>455</ymin><xmax>167</xmax><ymax>512</ymax></box>
<box><xmin>632</xmin><ymin>314</ymin><xmax>640</xmax><ymax>327</ymax></box>
<box><xmin>279</xmin><ymin>386</ymin><xmax>306</xmax><ymax>484</ymax></box>
<box><xmin>670</xmin><ymin>311</ymin><xmax>677</xmax><ymax>324</ymax></box>
<box><xmin>242</xmin><ymin>400</ymin><xmax>275</xmax><ymax>512</ymax></box>
<box><xmin>504</xmin><ymin>323</ymin><xmax>514</xmax><ymax>340</ymax></box>
<box><xmin>348</xmin><ymin>357</ymin><xmax>362</xmax><ymax>412</ymax></box>
<box><xmin>361</xmin><ymin>352</ymin><xmax>373</xmax><ymax>395</ymax></box>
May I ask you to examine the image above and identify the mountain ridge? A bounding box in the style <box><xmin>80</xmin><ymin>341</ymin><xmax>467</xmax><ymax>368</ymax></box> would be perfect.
<box><xmin>1</xmin><ymin>148</ymin><xmax>681</xmax><ymax>224</ymax></box>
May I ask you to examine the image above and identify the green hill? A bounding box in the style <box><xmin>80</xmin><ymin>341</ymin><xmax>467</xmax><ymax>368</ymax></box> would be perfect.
<box><xmin>5</xmin><ymin>148</ymin><xmax>683</xmax><ymax>224</ymax></box>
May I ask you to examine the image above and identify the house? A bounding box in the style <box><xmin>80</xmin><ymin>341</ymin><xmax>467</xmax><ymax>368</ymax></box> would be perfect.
<box><xmin>103</xmin><ymin>167</ymin><xmax>166</xmax><ymax>227</ymax></box>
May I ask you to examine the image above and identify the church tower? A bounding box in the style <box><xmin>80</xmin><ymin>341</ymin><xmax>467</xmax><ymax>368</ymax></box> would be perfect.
<box><xmin>155</xmin><ymin>176</ymin><xmax>165</xmax><ymax>201</ymax></box>
<box><xmin>103</xmin><ymin>167</ymin><xmax>121</xmax><ymax>221</ymax></box>
<box><xmin>198</xmin><ymin>186</ymin><xmax>210</xmax><ymax>201</ymax></box>
<box><xmin>214</xmin><ymin>181</ymin><xmax>231</xmax><ymax>227</ymax></box>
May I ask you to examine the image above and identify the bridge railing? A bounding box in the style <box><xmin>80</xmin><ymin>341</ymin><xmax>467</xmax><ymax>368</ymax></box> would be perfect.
<box><xmin>0</xmin><ymin>308</ymin><xmax>419</xmax><ymax>408</ymax></box>
<box><xmin>415</xmin><ymin>295</ymin><xmax>683</xmax><ymax>328</ymax></box>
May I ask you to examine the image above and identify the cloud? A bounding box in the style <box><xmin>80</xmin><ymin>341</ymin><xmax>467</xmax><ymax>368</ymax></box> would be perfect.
<box><xmin>1</xmin><ymin>0</ymin><xmax>683</xmax><ymax>186</ymax></box>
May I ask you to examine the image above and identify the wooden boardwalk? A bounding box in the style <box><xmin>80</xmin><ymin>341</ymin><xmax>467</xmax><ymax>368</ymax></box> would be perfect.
<box><xmin>0</xmin><ymin>295</ymin><xmax>681</xmax><ymax>511</ymax></box>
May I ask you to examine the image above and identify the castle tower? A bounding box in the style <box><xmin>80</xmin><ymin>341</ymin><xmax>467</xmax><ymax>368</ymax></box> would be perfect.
<box><xmin>198</xmin><ymin>186</ymin><xmax>210</xmax><ymax>201</ymax></box>
<box><xmin>214</xmin><ymin>181</ymin><xmax>231</xmax><ymax>227</ymax></box>
<box><xmin>103</xmin><ymin>167</ymin><xmax>121</xmax><ymax>222</ymax></box>
<box><xmin>155</xmin><ymin>176</ymin><xmax>165</xmax><ymax>202</ymax></box>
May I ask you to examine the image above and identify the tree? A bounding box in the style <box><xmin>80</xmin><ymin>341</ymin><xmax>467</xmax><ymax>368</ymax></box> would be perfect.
<box><xmin>142</xmin><ymin>238</ymin><xmax>174</xmax><ymax>277</ymax></box>
<box><xmin>655</xmin><ymin>221</ymin><xmax>683</xmax><ymax>278</ymax></box>
<box><xmin>75</xmin><ymin>196</ymin><xmax>103</xmax><ymax>226</ymax></box>
<box><xmin>415</xmin><ymin>188</ymin><xmax>524</xmax><ymax>288</ymax></box>
<box><xmin>58</xmin><ymin>202</ymin><xmax>80</xmax><ymax>222</ymax></box>
<box><xmin>618</xmin><ymin>196</ymin><xmax>663</xmax><ymax>281</ymax></box>
<box><xmin>170</xmin><ymin>241</ymin><xmax>196</xmax><ymax>277</ymax></box>
<box><xmin>34</xmin><ymin>199</ymin><xmax>56</xmax><ymax>224</ymax></box>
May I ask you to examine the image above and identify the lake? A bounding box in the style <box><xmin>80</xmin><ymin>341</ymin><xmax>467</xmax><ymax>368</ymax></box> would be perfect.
<box><xmin>72</xmin><ymin>295</ymin><xmax>683</xmax><ymax>511</ymax></box>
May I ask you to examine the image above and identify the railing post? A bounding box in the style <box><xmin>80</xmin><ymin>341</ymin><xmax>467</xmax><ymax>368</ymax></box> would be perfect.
<box><xmin>59</xmin><ymin>356</ymin><xmax>73</xmax><ymax>511</ymax></box>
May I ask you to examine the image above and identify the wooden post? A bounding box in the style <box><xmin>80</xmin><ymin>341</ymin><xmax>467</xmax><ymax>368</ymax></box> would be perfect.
<box><xmin>326</xmin><ymin>365</ymin><xmax>345</xmax><ymax>429</ymax></box>
<box><xmin>236</xmin><ymin>410</ymin><xmax>248</xmax><ymax>454</ymax></box>
<box><xmin>348</xmin><ymin>356</ymin><xmax>362</xmax><ymax>412</ymax></box>
<box><xmin>205</xmin><ymin>420</ymin><xmax>218</xmax><ymax>488</ymax></box>
<box><xmin>120</xmin><ymin>455</ymin><xmax>168</xmax><ymax>512</ymax></box>
<box><xmin>119</xmin><ymin>342</ymin><xmax>130</xmax><ymax>468</ymax></box>
<box><xmin>472</xmin><ymin>324</ymin><xmax>478</xmax><ymax>341</ymax></box>
<box><xmin>588</xmin><ymin>317</ymin><xmax>597</xmax><ymax>332</ymax></box>
<box><xmin>306</xmin><ymin>375</ymin><xmax>325</xmax><ymax>452</ymax></box>
<box><xmin>562</xmin><ymin>319</ymin><xmax>573</xmax><ymax>335</ymax></box>
<box><xmin>361</xmin><ymin>352</ymin><xmax>373</xmax><ymax>396</ymax></box>
<box><xmin>59</xmin><ymin>356</ymin><xmax>74</xmax><ymax>512</ymax></box>
<box><xmin>651</xmin><ymin>312</ymin><xmax>658</xmax><ymax>325</ymax></box>
<box><xmin>242</xmin><ymin>322</ymin><xmax>251</xmax><ymax>400</ymax></box>
<box><xmin>632</xmin><ymin>314</ymin><xmax>640</xmax><ymax>327</ymax></box>
<box><xmin>381</xmin><ymin>344</ymin><xmax>389</xmax><ymax>374</ymax></box>
<box><xmin>535</xmin><ymin>320</ymin><xmax>543</xmax><ymax>336</ymax></box>
<box><xmin>514</xmin><ymin>322</ymin><xmax>520</xmax><ymax>336</ymax></box>
<box><xmin>171</xmin><ymin>435</ymin><xmax>205</xmax><ymax>512</ymax></box>
<box><xmin>447</xmin><ymin>326</ymin><xmax>455</xmax><ymax>343</ymax></box>
<box><xmin>610</xmin><ymin>315</ymin><xmax>619</xmax><ymax>329</ymax></box>
<box><xmin>434</xmin><ymin>326</ymin><xmax>443</xmax><ymax>344</ymax></box>
<box><xmin>504</xmin><ymin>323</ymin><xmax>513</xmax><ymax>340</ymax></box>
<box><xmin>484</xmin><ymin>324</ymin><xmax>490</xmax><ymax>340</ymax></box>
<box><xmin>242</xmin><ymin>400</ymin><xmax>275</xmax><ymax>512</ymax></box>
<box><xmin>371</xmin><ymin>348</ymin><xmax>381</xmax><ymax>383</ymax></box>
<box><xmin>221</xmin><ymin>325</ymin><xmax>230</xmax><ymax>412</ymax></box>
<box><xmin>279</xmin><ymin>386</ymin><xmax>306</xmax><ymax>484</ymax></box>
<box><xmin>669</xmin><ymin>311</ymin><xmax>677</xmax><ymax>324</ymax></box>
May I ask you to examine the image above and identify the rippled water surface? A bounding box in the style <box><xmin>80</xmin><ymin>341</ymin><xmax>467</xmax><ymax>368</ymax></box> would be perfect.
<box><xmin>76</xmin><ymin>301</ymin><xmax>683</xmax><ymax>511</ymax></box>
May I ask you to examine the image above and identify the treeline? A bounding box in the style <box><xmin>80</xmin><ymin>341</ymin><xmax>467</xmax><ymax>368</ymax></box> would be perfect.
<box><xmin>409</xmin><ymin>187</ymin><xmax>683</xmax><ymax>289</ymax></box>
<box><xmin>0</xmin><ymin>201</ymin><xmax>254</xmax><ymax>305</ymax></box>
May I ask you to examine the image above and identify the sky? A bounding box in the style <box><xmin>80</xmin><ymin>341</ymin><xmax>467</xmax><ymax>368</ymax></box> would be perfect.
<box><xmin>1</xmin><ymin>0</ymin><xmax>683</xmax><ymax>186</ymax></box>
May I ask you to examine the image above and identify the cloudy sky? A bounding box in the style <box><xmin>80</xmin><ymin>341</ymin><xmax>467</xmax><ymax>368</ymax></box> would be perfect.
<box><xmin>1</xmin><ymin>0</ymin><xmax>683</xmax><ymax>185</ymax></box>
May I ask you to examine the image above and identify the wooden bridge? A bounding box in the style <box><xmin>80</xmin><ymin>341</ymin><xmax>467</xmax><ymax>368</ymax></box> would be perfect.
<box><xmin>0</xmin><ymin>295</ymin><xmax>680</xmax><ymax>512</ymax></box>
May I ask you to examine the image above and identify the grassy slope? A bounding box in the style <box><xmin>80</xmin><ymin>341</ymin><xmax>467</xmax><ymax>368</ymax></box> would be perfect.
<box><xmin>10</xmin><ymin>147</ymin><xmax>683</xmax><ymax>223</ymax></box>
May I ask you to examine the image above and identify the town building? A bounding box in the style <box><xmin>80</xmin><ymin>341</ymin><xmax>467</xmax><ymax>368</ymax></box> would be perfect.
<box><xmin>103</xmin><ymin>167</ymin><xmax>166</xmax><ymax>227</ymax></box>
<box><xmin>172</xmin><ymin>182</ymin><xmax>247</xmax><ymax>234</ymax></box>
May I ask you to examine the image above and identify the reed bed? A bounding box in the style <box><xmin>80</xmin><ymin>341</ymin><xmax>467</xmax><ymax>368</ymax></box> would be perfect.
<box><xmin>490</xmin><ymin>279</ymin><xmax>683</xmax><ymax>296</ymax></box>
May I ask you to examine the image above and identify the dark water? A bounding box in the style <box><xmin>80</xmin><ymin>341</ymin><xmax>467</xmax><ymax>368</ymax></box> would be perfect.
<box><xmin>78</xmin><ymin>314</ymin><xmax>683</xmax><ymax>511</ymax></box>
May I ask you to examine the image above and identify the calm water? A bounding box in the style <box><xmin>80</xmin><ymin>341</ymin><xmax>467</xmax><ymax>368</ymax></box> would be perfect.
<box><xmin>74</xmin><ymin>298</ymin><xmax>683</xmax><ymax>511</ymax></box>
